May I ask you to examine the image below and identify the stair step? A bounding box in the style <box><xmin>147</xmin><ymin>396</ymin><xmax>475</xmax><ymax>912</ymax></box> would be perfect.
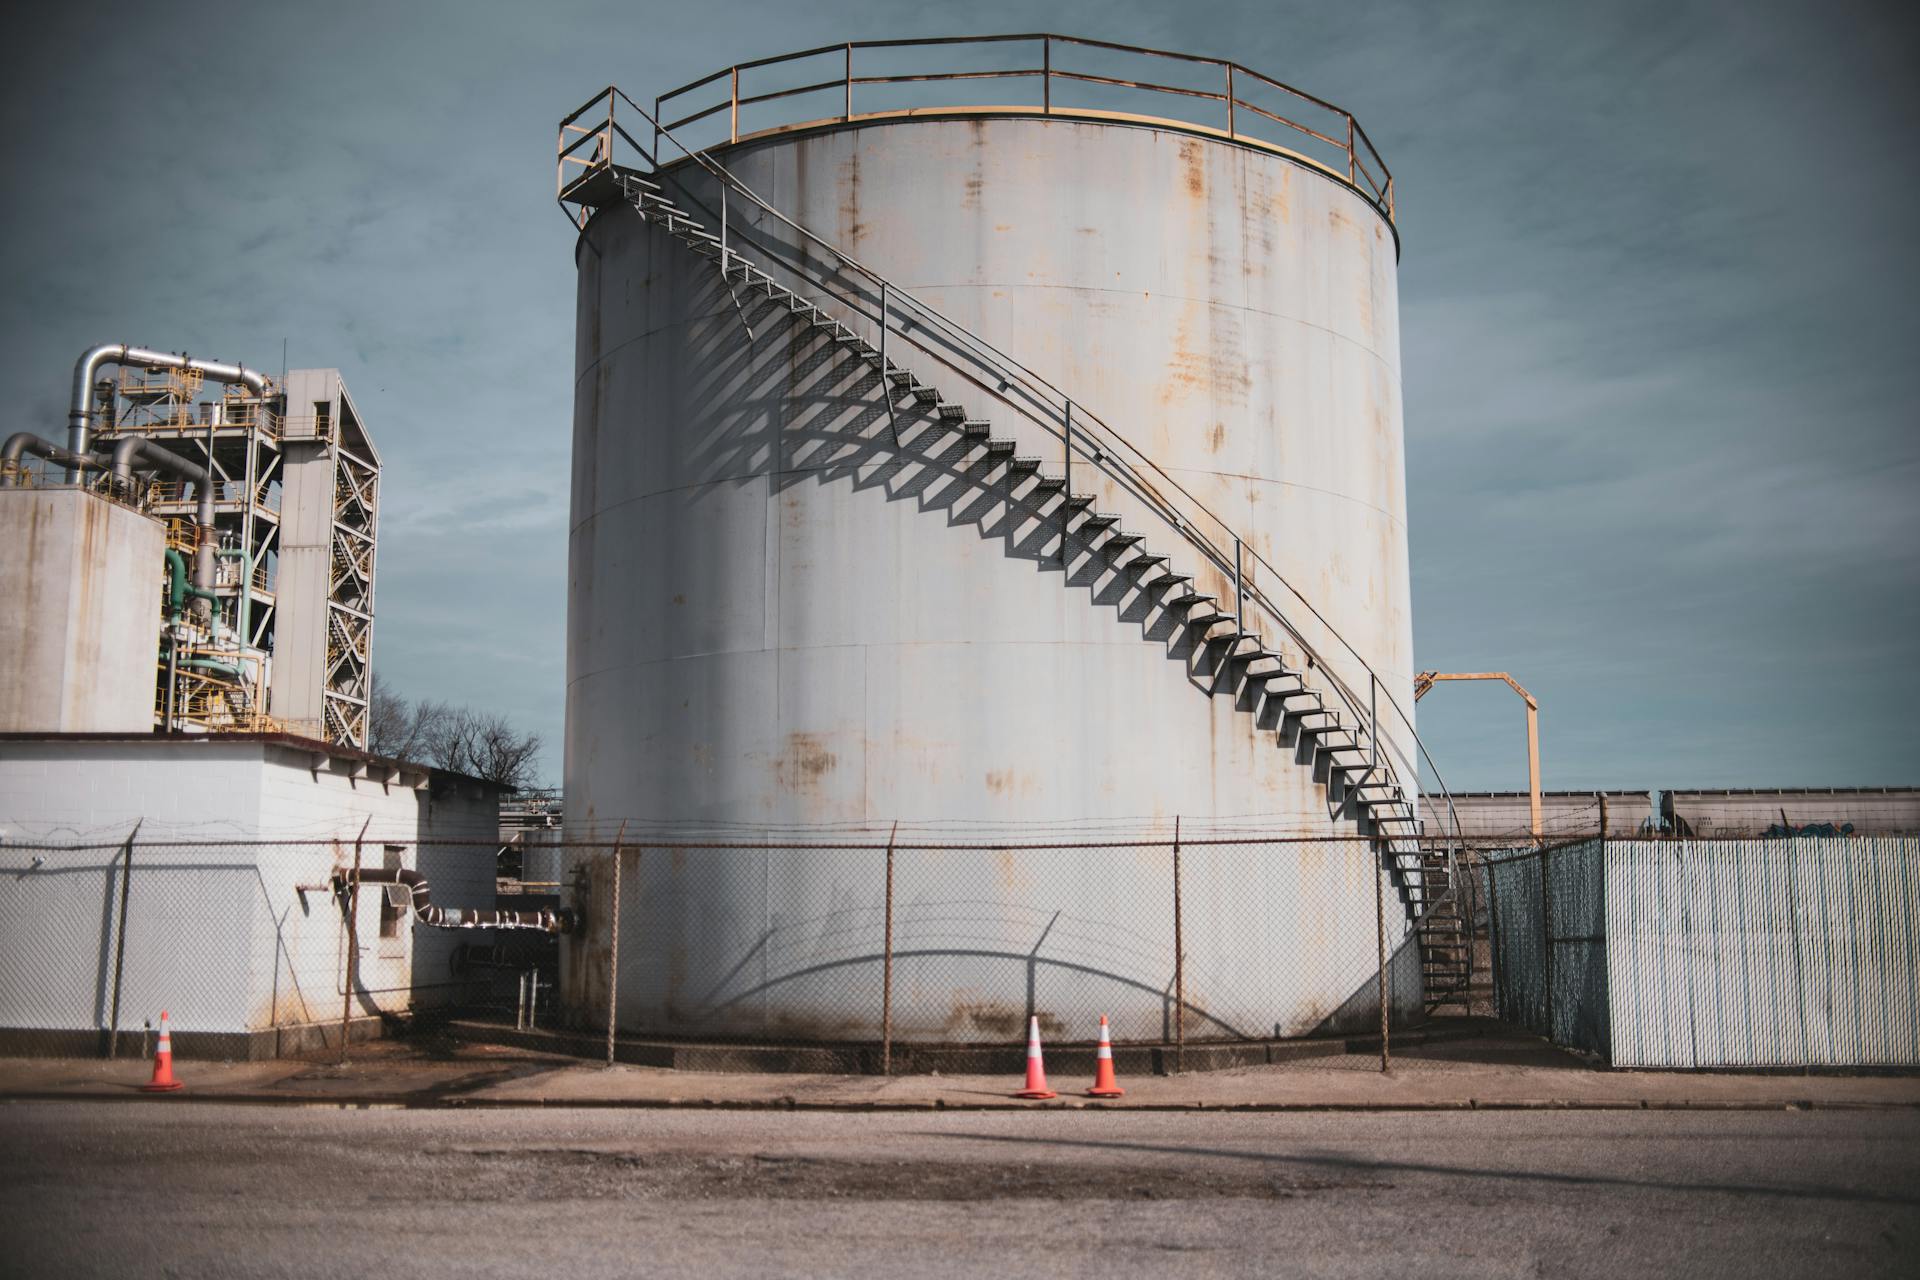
<box><xmin>631</xmin><ymin>209</ymin><xmax>1449</xmax><ymax>944</ymax></box>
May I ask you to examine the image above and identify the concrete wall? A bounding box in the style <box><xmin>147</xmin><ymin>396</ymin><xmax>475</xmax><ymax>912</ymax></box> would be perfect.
<box><xmin>1665</xmin><ymin>789</ymin><xmax>1920</xmax><ymax>837</ymax></box>
<box><xmin>0</xmin><ymin>489</ymin><xmax>163</xmax><ymax>733</ymax></box>
<box><xmin>0</xmin><ymin>737</ymin><xmax>502</xmax><ymax>1054</ymax></box>
<box><xmin>270</xmin><ymin>369</ymin><xmax>341</xmax><ymax>736</ymax></box>
<box><xmin>1429</xmin><ymin>791</ymin><xmax>1656</xmax><ymax>843</ymax></box>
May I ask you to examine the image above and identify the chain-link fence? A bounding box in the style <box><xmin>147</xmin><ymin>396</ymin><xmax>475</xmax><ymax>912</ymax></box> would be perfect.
<box><xmin>0</xmin><ymin>833</ymin><xmax>518</xmax><ymax>1060</ymax></box>
<box><xmin>0</xmin><ymin>830</ymin><xmax>1457</xmax><ymax>1067</ymax></box>
<box><xmin>1485</xmin><ymin>839</ymin><xmax>1608</xmax><ymax>1057</ymax></box>
<box><xmin>1486</xmin><ymin>836</ymin><xmax>1920</xmax><ymax>1067</ymax></box>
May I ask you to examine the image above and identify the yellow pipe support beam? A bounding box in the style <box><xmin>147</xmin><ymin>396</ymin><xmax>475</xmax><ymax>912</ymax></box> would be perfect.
<box><xmin>1414</xmin><ymin>671</ymin><xmax>1544</xmax><ymax>843</ymax></box>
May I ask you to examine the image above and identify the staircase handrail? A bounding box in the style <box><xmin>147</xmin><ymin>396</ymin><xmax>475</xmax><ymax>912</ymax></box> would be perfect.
<box><xmin>557</xmin><ymin>85</ymin><xmax>1461</xmax><ymax>854</ymax></box>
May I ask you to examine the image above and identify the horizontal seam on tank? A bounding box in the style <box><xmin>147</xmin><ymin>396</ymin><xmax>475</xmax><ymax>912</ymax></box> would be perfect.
<box><xmin>568</xmin><ymin>639</ymin><xmax>1161</xmax><ymax>686</ymax></box>
<box><xmin>572</xmin><ymin>463</ymin><xmax>963</xmax><ymax>535</ymax></box>
<box><xmin>573</xmin><ymin>309</ymin><xmax>748</xmax><ymax>389</ymax></box>
<box><xmin>571</xmin><ymin>474</ymin><xmax>768</xmax><ymax>533</ymax></box>
<box><xmin>572</xmin><ymin>467</ymin><xmax>1402</xmax><ymax>535</ymax></box>
<box><xmin>1161</xmin><ymin>466</ymin><xmax>1406</xmax><ymax>527</ymax></box>
<box><xmin>783</xmin><ymin>280</ymin><xmax>1400</xmax><ymax>375</ymax></box>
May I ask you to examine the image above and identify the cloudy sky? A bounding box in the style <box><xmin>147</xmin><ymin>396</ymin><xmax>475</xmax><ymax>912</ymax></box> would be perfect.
<box><xmin>4</xmin><ymin>0</ymin><xmax>1914</xmax><ymax>795</ymax></box>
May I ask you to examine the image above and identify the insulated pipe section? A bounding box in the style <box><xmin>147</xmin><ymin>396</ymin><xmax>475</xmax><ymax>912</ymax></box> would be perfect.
<box><xmin>67</xmin><ymin>344</ymin><xmax>271</xmax><ymax>480</ymax></box>
<box><xmin>0</xmin><ymin>432</ymin><xmax>106</xmax><ymax>485</ymax></box>
<box><xmin>334</xmin><ymin>867</ymin><xmax>578</xmax><ymax>935</ymax></box>
<box><xmin>108</xmin><ymin>437</ymin><xmax>218</xmax><ymax>595</ymax></box>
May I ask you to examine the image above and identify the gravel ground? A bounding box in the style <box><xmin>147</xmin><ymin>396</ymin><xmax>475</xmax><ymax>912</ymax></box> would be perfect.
<box><xmin>2</xmin><ymin>1102</ymin><xmax>1914</xmax><ymax>1278</ymax></box>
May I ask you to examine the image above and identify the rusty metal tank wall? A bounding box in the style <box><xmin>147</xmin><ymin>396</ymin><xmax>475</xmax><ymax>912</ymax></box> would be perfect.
<box><xmin>566</xmin><ymin>114</ymin><xmax>1413</xmax><ymax>1041</ymax></box>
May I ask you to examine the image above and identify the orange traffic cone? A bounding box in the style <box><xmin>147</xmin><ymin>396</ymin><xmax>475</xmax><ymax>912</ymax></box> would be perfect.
<box><xmin>1015</xmin><ymin>1015</ymin><xmax>1056</xmax><ymax>1099</ymax></box>
<box><xmin>142</xmin><ymin>1010</ymin><xmax>184</xmax><ymax>1093</ymax></box>
<box><xmin>1087</xmin><ymin>1014</ymin><xmax>1124</xmax><ymax>1097</ymax></box>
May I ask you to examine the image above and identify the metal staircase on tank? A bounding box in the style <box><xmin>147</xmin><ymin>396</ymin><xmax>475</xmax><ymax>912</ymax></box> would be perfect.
<box><xmin>558</xmin><ymin>89</ymin><xmax>1474</xmax><ymax>1013</ymax></box>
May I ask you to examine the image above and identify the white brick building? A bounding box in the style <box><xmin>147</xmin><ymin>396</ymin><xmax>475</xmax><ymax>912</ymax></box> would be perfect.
<box><xmin>0</xmin><ymin>733</ymin><xmax>503</xmax><ymax>1058</ymax></box>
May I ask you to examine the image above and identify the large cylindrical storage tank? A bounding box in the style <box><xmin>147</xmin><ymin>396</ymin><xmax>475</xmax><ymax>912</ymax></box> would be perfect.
<box><xmin>565</xmin><ymin>50</ymin><xmax>1419</xmax><ymax>1044</ymax></box>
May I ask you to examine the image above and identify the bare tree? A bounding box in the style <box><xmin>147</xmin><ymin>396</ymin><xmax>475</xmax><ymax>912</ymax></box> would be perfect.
<box><xmin>369</xmin><ymin>678</ymin><xmax>541</xmax><ymax>786</ymax></box>
<box><xmin>418</xmin><ymin>703</ymin><xmax>543</xmax><ymax>790</ymax></box>
<box><xmin>367</xmin><ymin>674</ymin><xmax>412</xmax><ymax>757</ymax></box>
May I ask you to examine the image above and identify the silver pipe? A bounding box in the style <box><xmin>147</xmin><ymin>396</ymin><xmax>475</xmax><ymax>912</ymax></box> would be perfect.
<box><xmin>1</xmin><ymin>432</ymin><xmax>105</xmax><ymax>485</ymax></box>
<box><xmin>67</xmin><ymin>344</ymin><xmax>271</xmax><ymax>480</ymax></box>
<box><xmin>339</xmin><ymin>867</ymin><xmax>579</xmax><ymax>934</ymax></box>
<box><xmin>108</xmin><ymin>437</ymin><xmax>216</xmax><ymax>593</ymax></box>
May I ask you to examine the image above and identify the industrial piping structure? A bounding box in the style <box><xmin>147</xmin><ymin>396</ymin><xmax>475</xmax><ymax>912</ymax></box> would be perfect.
<box><xmin>66</xmin><ymin>343</ymin><xmax>269</xmax><ymax>480</ymax></box>
<box><xmin>555</xmin><ymin>36</ymin><xmax>1472</xmax><ymax>1045</ymax></box>
<box><xmin>333</xmin><ymin>867</ymin><xmax>578</xmax><ymax>935</ymax></box>
<box><xmin>0</xmin><ymin>344</ymin><xmax>381</xmax><ymax>746</ymax></box>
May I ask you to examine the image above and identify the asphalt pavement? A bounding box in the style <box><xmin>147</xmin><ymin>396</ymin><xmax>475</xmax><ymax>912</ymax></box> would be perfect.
<box><xmin>2</xmin><ymin>1101</ymin><xmax>1914</xmax><ymax>1277</ymax></box>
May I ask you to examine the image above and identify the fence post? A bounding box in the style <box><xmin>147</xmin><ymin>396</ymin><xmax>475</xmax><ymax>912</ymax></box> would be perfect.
<box><xmin>606</xmin><ymin>821</ymin><xmax>626</xmax><ymax>1067</ymax></box>
<box><xmin>882</xmin><ymin>820</ymin><xmax>897</xmax><ymax>1076</ymax></box>
<box><xmin>1486</xmin><ymin>855</ymin><xmax>1503</xmax><ymax>1019</ymax></box>
<box><xmin>1172</xmin><ymin>816</ymin><xmax>1184</xmax><ymax>1074</ymax></box>
<box><xmin>1375</xmin><ymin>833</ymin><xmax>1390</xmax><ymax>1072</ymax></box>
<box><xmin>339</xmin><ymin>816</ymin><xmax>370</xmax><ymax>1064</ymax></box>
<box><xmin>105</xmin><ymin>821</ymin><xmax>140</xmax><ymax>1059</ymax></box>
<box><xmin>1540</xmin><ymin>843</ymin><xmax>1556</xmax><ymax>1040</ymax></box>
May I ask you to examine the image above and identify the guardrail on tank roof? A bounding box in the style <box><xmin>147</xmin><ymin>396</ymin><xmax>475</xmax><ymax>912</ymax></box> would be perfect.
<box><xmin>554</xmin><ymin>79</ymin><xmax>1455</xmax><ymax>857</ymax></box>
<box><xmin>632</xmin><ymin>35</ymin><xmax>1393</xmax><ymax>224</ymax></box>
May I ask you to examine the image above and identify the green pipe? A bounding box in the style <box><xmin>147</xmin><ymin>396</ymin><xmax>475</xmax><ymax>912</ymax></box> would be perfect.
<box><xmin>163</xmin><ymin>547</ymin><xmax>222</xmax><ymax>625</ymax></box>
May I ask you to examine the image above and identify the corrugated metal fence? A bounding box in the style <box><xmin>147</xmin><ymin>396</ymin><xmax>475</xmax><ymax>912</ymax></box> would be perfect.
<box><xmin>1487</xmin><ymin>837</ymin><xmax>1919</xmax><ymax>1068</ymax></box>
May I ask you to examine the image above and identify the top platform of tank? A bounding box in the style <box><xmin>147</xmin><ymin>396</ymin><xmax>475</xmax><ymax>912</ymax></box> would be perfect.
<box><xmin>557</xmin><ymin>35</ymin><xmax>1395</xmax><ymax>229</ymax></box>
